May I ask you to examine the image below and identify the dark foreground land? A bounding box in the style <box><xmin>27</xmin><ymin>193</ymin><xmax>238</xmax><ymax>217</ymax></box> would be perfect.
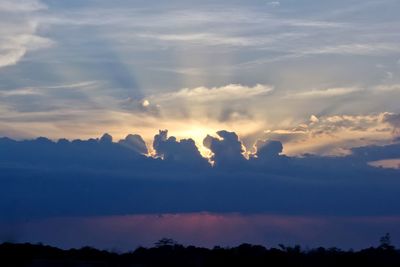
<box><xmin>1</xmin><ymin>240</ymin><xmax>400</xmax><ymax>267</ymax></box>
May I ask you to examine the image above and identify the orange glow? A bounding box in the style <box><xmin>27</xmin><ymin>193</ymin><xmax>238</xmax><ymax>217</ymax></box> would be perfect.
<box><xmin>369</xmin><ymin>159</ymin><xmax>400</xmax><ymax>169</ymax></box>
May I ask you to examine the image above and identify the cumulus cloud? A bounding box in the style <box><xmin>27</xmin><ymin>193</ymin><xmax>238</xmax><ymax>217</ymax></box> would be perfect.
<box><xmin>254</xmin><ymin>140</ymin><xmax>283</xmax><ymax>160</ymax></box>
<box><xmin>99</xmin><ymin>133</ymin><xmax>113</xmax><ymax>143</ymax></box>
<box><xmin>153</xmin><ymin>130</ymin><xmax>208</xmax><ymax>166</ymax></box>
<box><xmin>203</xmin><ymin>130</ymin><xmax>246</xmax><ymax>167</ymax></box>
<box><xmin>1</xmin><ymin>130</ymin><xmax>400</xmax><ymax>222</ymax></box>
<box><xmin>119</xmin><ymin>134</ymin><xmax>148</xmax><ymax>155</ymax></box>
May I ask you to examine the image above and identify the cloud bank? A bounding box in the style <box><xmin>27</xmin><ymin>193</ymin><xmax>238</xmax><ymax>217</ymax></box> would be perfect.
<box><xmin>1</xmin><ymin>129</ymin><xmax>400</xmax><ymax>222</ymax></box>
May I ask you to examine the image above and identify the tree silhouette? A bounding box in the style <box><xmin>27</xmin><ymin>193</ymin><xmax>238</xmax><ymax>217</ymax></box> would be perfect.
<box><xmin>154</xmin><ymin>238</ymin><xmax>178</xmax><ymax>247</ymax></box>
<box><xmin>379</xmin><ymin>233</ymin><xmax>395</xmax><ymax>251</ymax></box>
<box><xmin>0</xmin><ymin>241</ymin><xmax>399</xmax><ymax>267</ymax></box>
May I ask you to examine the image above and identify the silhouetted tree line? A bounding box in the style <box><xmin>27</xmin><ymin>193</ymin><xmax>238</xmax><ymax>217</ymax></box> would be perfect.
<box><xmin>0</xmin><ymin>236</ymin><xmax>399</xmax><ymax>267</ymax></box>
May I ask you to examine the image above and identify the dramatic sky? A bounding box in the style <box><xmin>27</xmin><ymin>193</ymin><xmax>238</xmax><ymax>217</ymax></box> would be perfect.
<box><xmin>1</xmin><ymin>0</ymin><xmax>400</xmax><ymax>250</ymax></box>
<box><xmin>1</xmin><ymin>0</ymin><xmax>400</xmax><ymax>155</ymax></box>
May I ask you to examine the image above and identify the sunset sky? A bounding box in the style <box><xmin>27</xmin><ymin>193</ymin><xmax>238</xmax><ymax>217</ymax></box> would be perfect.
<box><xmin>1</xmin><ymin>0</ymin><xmax>400</xmax><ymax>250</ymax></box>
<box><xmin>2</xmin><ymin>0</ymin><xmax>400</xmax><ymax>154</ymax></box>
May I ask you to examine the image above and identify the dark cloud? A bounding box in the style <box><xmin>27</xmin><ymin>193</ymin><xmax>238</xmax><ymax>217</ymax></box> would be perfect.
<box><xmin>384</xmin><ymin>113</ymin><xmax>400</xmax><ymax>137</ymax></box>
<box><xmin>100</xmin><ymin>133</ymin><xmax>113</xmax><ymax>143</ymax></box>
<box><xmin>153</xmin><ymin>130</ymin><xmax>208</xmax><ymax>167</ymax></box>
<box><xmin>248</xmin><ymin>139</ymin><xmax>290</xmax><ymax>170</ymax></box>
<box><xmin>0</xmin><ymin>130</ymin><xmax>400</xmax><ymax>222</ymax></box>
<box><xmin>118</xmin><ymin>134</ymin><xmax>148</xmax><ymax>155</ymax></box>
<box><xmin>203</xmin><ymin>130</ymin><xmax>246</xmax><ymax>168</ymax></box>
<box><xmin>255</xmin><ymin>140</ymin><xmax>283</xmax><ymax>159</ymax></box>
<box><xmin>0</xmin><ymin>133</ymin><xmax>147</xmax><ymax>171</ymax></box>
<box><xmin>350</xmin><ymin>142</ymin><xmax>400</xmax><ymax>162</ymax></box>
<box><xmin>384</xmin><ymin>113</ymin><xmax>400</xmax><ymax>128</ymax></box>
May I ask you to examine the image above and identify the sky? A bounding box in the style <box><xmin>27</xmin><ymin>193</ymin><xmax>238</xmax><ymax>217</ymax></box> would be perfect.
<box><xmin>1</xmin><ymin>0</ymin><xmax>400</xmax><ymax>250</ymax></box>
<box><xmin>1</xmin><ymin>0</ymin><xmax>400</xmax><ymax>155</ymax></box>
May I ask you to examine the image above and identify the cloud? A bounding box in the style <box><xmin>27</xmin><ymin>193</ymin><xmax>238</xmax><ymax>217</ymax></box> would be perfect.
<box><xmin>118</xmin><ymin>134</ymin><xmax>148</xmax><ymax>155</ymax></box>
<box><xmin>0</xmin><ymin>0</ymin><xmax>53</xmax><ymax>68</ymax></box>
<box><xmin>286</xmin><ymin>87</ymin><xmax>361</xmax><ymax>99</ymax></box>
<box><xmin>263</xmin><ymin>113</ymin><xmax>395</xmax><ymax>155</ymax></box>
<box><xmin>0</xmin><ymin>81</ymin><xmax>100</xmax><ymax>98</ymax></box>
<box><xmin>0</xmin><ymin>78</ymin><xmax>396</xmax><ymax>158</ymax></box>
<box><xmin>135</xmin><ymin>32</ymin><xmax>273</xmax><ymax>47</ymax></box>
<box><xmin>383</xmin><ymin>113</ymin><xmax>400</xmax><ymax>137</ymax></box>
<box><xmin>1</xmin><ymin>1</ymin><xmax>400</xmax><ymax>158</ymax></box>
<box><xmin>267</xmin><ymin>2</ymin><xmax>281</xmax><ymax>7</ymax></box>
<box><xmin>375</xmin><ymin>84</ymin><xmax>400</xmax><ymax>92</ymax></box>
<box><xmin>123</xmin><ymin>84</ymin><xmax>274</xmax><ymax>134</ymax></box>
<box><xmin>203</xmin><ymin>130</ymin><xmax>246</xmax><ymax>167</ymax></box>
<box><xmin>0</xmin><ymin>35</ymin><xmax>53</xmax><ymax>68</ymax></box>
<box><xmin>254</xmin><ymin>140</ymin><xmax>284</xmax><ymax>160</ymax></box>
<box><xmin>0</xmin><ymin>88</ymin><xmax>41</xmax><ymax>97</ymax></box>
<box><xmin>99</xmin><ymin>133</ymin><xmax>113</xmax><ymax>143</ymax></box>
<box><xmin>310</xmin><ymin>115</ymin><xmax>320</xmax><ymax>124</ymax></box>
<box><xmin>153</xmin><ymin>130</ymin><xmax>208</xmax><ymax>166</ymax></box>
<box><xmin>142</xmin><ymin>99</ymin><xmax>150</xmax><ymax>107</ymax></box>
<box><xmin>369</xmin><ymin>159</ymin><xmax>400</xmax><ymax>170</ymax></box>
<box><xmin>47</xmin><ymin>5</ymin><xmax>344</xmax><ymax>49</ymax></box>
<box><xmin>1</xmin><ymin>130</ymin><xmax>400</xmax><ymax>223</ymax></box>
<box><xmin>151</xmin><ymin>84</ymin><xmax>273</xmax><ymax>103</ymax></box>
<box><xmin>138</xmin><ymin>84</ymin><xmax>273</xmax><ymax>129</ymax></box>
<box><xmin>218</xmin><ymin>108</ymin><xmax>253</xmax><ymax>122</ymax></box>
<box><xmin>383</xmin><ymin>113</ymin><xmax>400</xmax><ymax>128</ymax></box>
<box><xmin>0</xmin><ymin>0</ymin><xmax>46</xmax><ymax>12</ymax></box>
<box><xmin>301</xmin><ymin>43</ymin><xmax>400</xmax><ymax>56</ymax></box>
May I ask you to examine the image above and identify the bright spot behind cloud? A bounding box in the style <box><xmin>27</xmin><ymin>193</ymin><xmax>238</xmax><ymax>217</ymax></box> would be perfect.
<box><xmin>142</xmin><ymin>99</ymin><xmax>150</xmax><ymax>107</ymax></box>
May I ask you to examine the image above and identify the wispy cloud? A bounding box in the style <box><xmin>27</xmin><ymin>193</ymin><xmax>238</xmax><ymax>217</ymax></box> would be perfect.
<box><xmin>0</xmin><ymin>0</ymin><xmax>46</xmax><ymax>12</ymax></box>
<box><xmin>375</xmin><ymin>84</ymin><xmax>400</xmax><ymax>92</ymax></box>
<box><xmin>267</xmin><ymin>2</ymin><xmax>281</xmax><ymax>7</ymax></box>
<box><xmin>302</xmin><ymin>43</ymin><xmax>400</xmax><ymax>56</ymax></box>
<box><xmin>285</xmin><ymin>87</ymin><xmax>362</xmax><ymax>99</ymax></box>
<box><xmin>151</xmin><ymin>84</ymin><xmax>273</xmax><ymax>103</ymax></box>
<box><xmin>264</xmin><ymin>113</ymin><xmax>395</xmax><ymax>155</ymax></box>
<box><xmin>0</xmin><ymin>81</ymin><xmax>99</xmax><ymax>96</ymax></box>
<box><xmin>135</xmin><ymin>32</ymin><xmax>277</xmax><ymax>47</ymax></box>
<box><xmin>0</xmin><ymin>35</ymin><xmax>53</xmax><ymax>68</ymax></box>
<box><xmin>0</xmin><ymin>0</ymin><xmax>52</xmax><ymax>68</ymax></box>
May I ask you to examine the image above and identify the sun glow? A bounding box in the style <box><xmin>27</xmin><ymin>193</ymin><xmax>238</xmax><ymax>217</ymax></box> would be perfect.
<box><xmin>176</xmin><ymin>126</ymin><xmax>217</xmax><ymax>157</ymax></box>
